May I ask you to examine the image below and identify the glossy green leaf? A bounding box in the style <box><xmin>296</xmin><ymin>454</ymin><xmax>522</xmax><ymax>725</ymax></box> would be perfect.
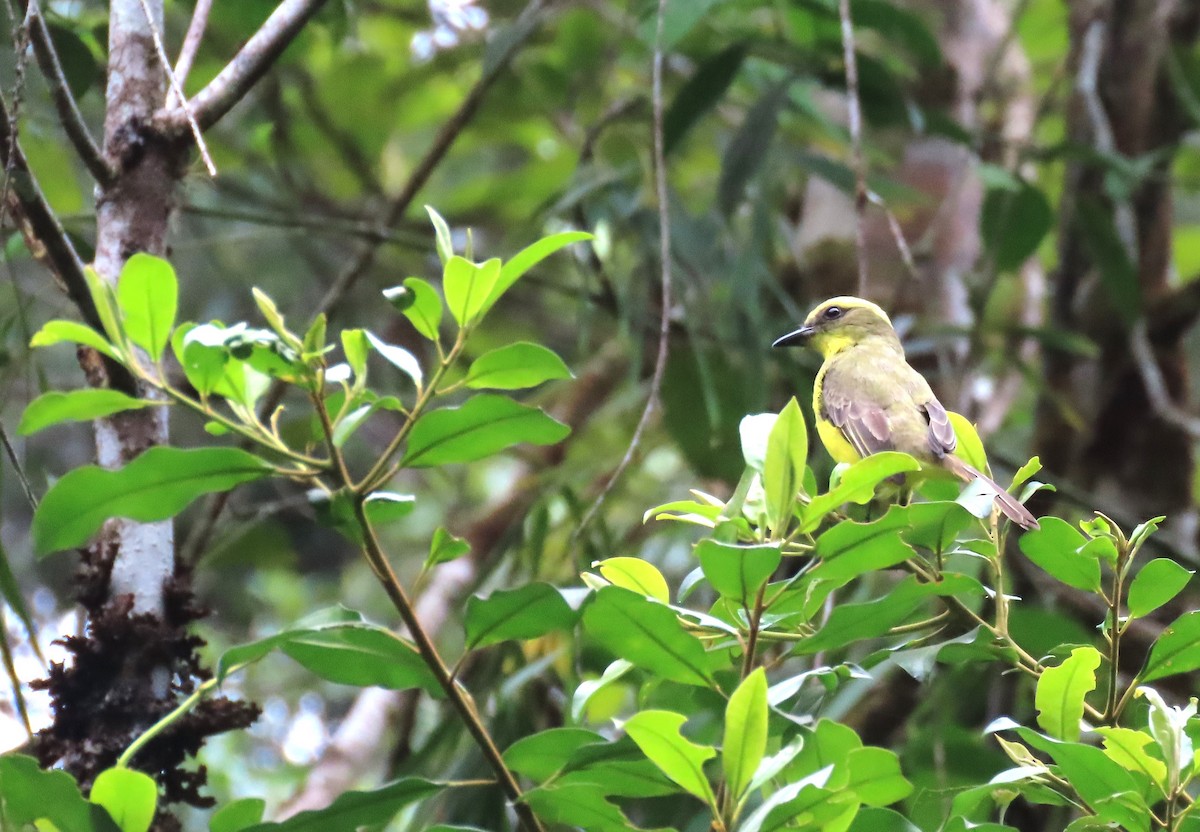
<box><xmin>1035</xmin><ymin>646</ymin><xmax>1102</xmax><ymax>741</ymax></box>
<box><xmin>624</xmin><ymin>710</ymin><xmax>716</xmax><ymax>806</ymax></box>
<box><xmin>1094</xmin><ymin>727</ymin><xmax>1167</xmax><ymax>791</ymax></box>
<box><xmin>29</xmin><ymin>319</ymin><xmax>120</xmax><ymax>361</ymax></box>
<box><xmin>723</xmin><ymin>668</ymin><xmax>767</xmax><ymax>801</ymax></box>
<box><xmin>595</xmin><ymin>557</ymin><xmax>670</xmax><ymax>603</ymax></box>
<box><xmin>1127</xmin><ymin>558</ymin><xmax>1192</xmax><ymax>618</ymax></box>
<box><xmin>393</xmin><ymin>277</ymin><xmax>443</xmax><ymax>340</ymax></box>
<box><xmin>465</xmin><ymin>342</ymin><xmax>571</xmax><ymax>390</ymax></box>
<box><xmin>34</xmin><ymin>447</ymin><xmax>274</xmax><ymax>555</ymax></box>
<box><xmin>847</xmin><ymin>808</ymin><xmax>923</xmax><ymax>832</ymax></box>
<box><xmin>0</xmin><ymin>754</ymin><xmax>120</xmax><ymax>832</ymax></box>
<box><xmin>482</xmin><ymin>231</ymin><xmax>592</xmax><ymax>313</ymax></box>
<box><xmin>695</xmin><ymin>541</ymin><xmax>780</xmax><ymax>606</ymax></box>
<box><xmin>845</xmin><ymin>746</ymin><xmax>913</xmax><ymax>806</ymax></box>
<box><xmin>1018</xmin><ymin>517</ymin><xmax>1102</xmax><ymax>592</ymax></box>
<box><xmin>279</xmin><ymin>625</ymin><xmax>441</xmax><ymax>694</ymax></box>
<box><xmin>738</xmin><ymin>767</ymin><xmax>851</xmax><ymax>832</ymax></box>
<box><xmin>802</xmin><ymin>452</ymin><xmax>920</xmax><ymax>531</ymax></box>
<box><xmin>522</xmin><ymin>784</ymin><xmax>632</xmax><ymax>830</ymax></box>
<box><xmin>582</xmin><ymin>587</ymin><xmax>716</xmax><ymax>687</ymax></box>
<box><xmin>116</xmin><ymin>253</ymin><xmax>177</xmax><ymax>361</ymax></box>
<box><xmin>18</xmin><ymin>390</ymin><xmax>155</xmax><ymax>435</ymax></box>
<box><xmin>465</xmin><ymin>583</ymin><xmax>577</xmax><ymax>649</ymax></box>
<box><xmin>209</xmin><ymin>798</ymin><xmax>266</xmax><ymax>832</ymax></box>
<box><xmin>503</xmin><ymin>728</ymin><xmax>604</xmax><ymax>782</ymax></box>
<box><xmin>363</xmin><ymin>492</ymin><xmax>416</xmax><ymax>527</ymax></box>
<box><xmin>90</xmin><ymin>768</ymin><xmax>156</xmax><ymax>832</ymax></box>
<box><xmin>763</xmin><ymin>397</ymin><xmax>807</xmax><ymax>535</ymax></box>
<box><xmin>443</xmin><ymin>256</ymin><xmax>501</xmax><ymax>325</ymax></box>
<box><xmin>1141</xmin><ymin>610</ymin><xmax>1200</xmax><ymax>683</ymax></box>
<box><xmin>810</xmin><ymin>508</ymin><xmax>916</xmax><ymax>586</ymax></box>
<box><xmin>402</xmin><ymin>394</ymin><xmax>569</xmax><ymax>467</ymax></box>
<box><xmin>241</xmin><ymin>778</ymin><xmax>441</xmax><ymax>832</ymax></box>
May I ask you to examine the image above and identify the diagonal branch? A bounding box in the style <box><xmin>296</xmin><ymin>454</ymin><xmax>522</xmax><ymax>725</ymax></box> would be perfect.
<box><xmin>838</xmin><ymin>0</ymin><xmax>869</xmax><ymax>295</ymax></box>
<box><xmin>25</xmin><ymin>1</ymin><xmax>113</xmax><ymax>184</ymax></box>
<box><xmin>158</xmin><ymin>0</ymin><xmax>333</xmax><ymax>133</ymax></box>
<box><xmin>167</xmin><ymin>0</ymin><xmax>212</xmax><ymax>108</ymax></box>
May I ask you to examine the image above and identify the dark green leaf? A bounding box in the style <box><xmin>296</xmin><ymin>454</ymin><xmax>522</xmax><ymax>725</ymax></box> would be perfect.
<box><xmin>810</xmin><ymin>508</ymin><xmax>916</xmax><ymax>585</ymax></box>
<box><xmin>718</xmin><ymin>81</ymin><xmax>788</xmax><ymax>215</ymax></box>
<box><xmin>242</xmin><ymin>778</ymin><xmax>442</xmax><ymax>832</ymax></box>
<box><xmin>34</xmin><ymin>447</ymin><xmax>274</xmax><ymax>555</ymax></box>
<box><xmin>465</xmin><ymin>583</ymin><xmax>577</xmax><ymax>650</ymax></box>
<box><xmin>664</xmin><ymin>44</ymin><xmax>746</xmax><ymax>153</ymax></box>
<box><xmin>18</xmin><ymin>389</ymin><xmax>155</xmax><ymax>435</ymax></box>
<box><xmin>89</xmin><ymin>768</ymin><xmax>156</xmax><ymax>832</ymax></box>
<box><xmin>0</xmin><ymin>537</ymin><xmax>38</xmax><ymax>657</ymax></box>
<box><xmin>117</xmin><ymin>253</ymin><xmax>177</xmax><ymax>361</ymax></box>
<box><xmin>503</xmin><ymin>728</ymin><xmax>604</xmax><ymax>782</ymax></box>
<box><xmin>402</xmin><ymin>394</ymin><xmax>569</xmax><ymax>467</ymax></box>
<box><xmin>47</xmin><ymin>23</ymin><xmax>100</xmax><ymax>97</ymax></box>
<box><xmin>802</xmin><ymin>452</ymin><xmax>920</xmax><ymax>531</ymax></box>
<box><xmin>0</xmin><ymin>754</ymin><xmax>120</xmax><ymax>832</ymax></box>
<box><xmin>522</xmin><ymin>784</ymin><xmax>633</xmax><ymax>830</ymax></box>
<box><xmin>582</xmin><ymin>586</ymin><xmax>716</xmax><ymax>687</ymax></box>
<box><xmin>1077</xmin><ymin>198</ymin><xmax>1141</xmax><ymax>326</ymax></box>
<box><xmin>279</xmin><ymin>625</ymin><xmax>441</xmax><ymax>694</ymax></box>
<box><xmin>695</xmin><ymin>540</ymin><xmax>781</xmax><ymax>606</ymax></box>
<box><xmin>1127</xmin><ymin>558</ymin><xmax>1192</xmax><ymax>618</ymax></box>
<box><xmin>465</xmin><ymin>342</ymin><xmax>572</xmax><ymax>390</ymax></box>
<box><xmin>1018</xmin><ymin>517</ymin><xmax>1102</xmax><ymax>592</ymax></box>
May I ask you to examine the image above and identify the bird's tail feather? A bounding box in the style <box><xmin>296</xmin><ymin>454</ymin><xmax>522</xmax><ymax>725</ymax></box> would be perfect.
<box><xmin>943</xmin><ymin>456</ymin><xmax>1039</xmax><ymax>531</ymax></box>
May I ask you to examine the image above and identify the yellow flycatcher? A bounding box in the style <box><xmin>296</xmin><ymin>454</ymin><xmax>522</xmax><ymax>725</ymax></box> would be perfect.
<box><xmin>773</xmin><ymin>296</ymin><xmax>1038</xmax><ymax>531</ymax></box>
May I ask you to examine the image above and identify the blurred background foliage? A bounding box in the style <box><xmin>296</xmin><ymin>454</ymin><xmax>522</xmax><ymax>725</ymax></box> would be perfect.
<box><xmin>1</xmin><ymin>0</ymin><xmax>1199</xmax><ymax>828</ymax></box>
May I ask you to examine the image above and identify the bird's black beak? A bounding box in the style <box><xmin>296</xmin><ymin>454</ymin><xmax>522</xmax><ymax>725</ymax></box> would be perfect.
<box><xmin>772</xmin><ymin>326</ymin><xmax>814</xmax><ymax>348</ymax></box>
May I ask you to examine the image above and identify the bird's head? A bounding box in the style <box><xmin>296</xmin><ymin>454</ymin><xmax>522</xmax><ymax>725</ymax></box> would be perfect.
<box><xmin>772</xmin><ymin>296</ymin><xmax>900</xmax><ymax>358</ymax></box>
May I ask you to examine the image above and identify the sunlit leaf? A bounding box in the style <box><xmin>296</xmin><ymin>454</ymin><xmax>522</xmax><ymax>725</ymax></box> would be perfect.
<box><xmin>623</xmin><ymin>710</ymin><xmax>716</xmax><ymax>806</ymax></box>
<box><xmin>90</xmin><ymin>768</ymin><xmax>156</xmax><ymax>832</ymax></box>
<box><xmin>594</xmin><ymin>557</ymin><xmax>671</xmax><ymax>603</ymax></box>
<box><xmin>29</xmin><ymin>319</ymin><xmax>120</xmax><ymax>361</ymax></box>
<box><xmin>1018</xmin><ymin>518</ymin><xmax>1102</xmax><ymax>592</ymax></box>
<box><xmin>465</xmin><ymin>583</ymin><xmax>577</xmax><ymax>650</ymax></box>
<box><xmin>1127</xmin><ymin>558</ymin><xmax>1192</xmax><ymax>618</ymax></box>
<box><xmin>723</xmin><ymin>668</ymin><xmax>767</xmax><ymax>801</ymax></box>
<box><xmin>116</xmin><ymin>253</ymin><xmax>177</xmax><ymax>361</ymax></box>
<box><xmin>403</xmin><ymin>395</ymin><xmax>569</xmax><ymax>467</ymax></box>
<box><xmin>1035</xmin><ymin>646</ymin><xmax>1102</xmax><ymax>741</ymax></box>
<box><xmin>464</xmin><ymin>342</ymin><xmax>571</xmax><ymax>390</ymax></box>
<box><xmin>18</xmin><ymin>389</ymin><xmax>156</xmax><ymax>435</ymax></box>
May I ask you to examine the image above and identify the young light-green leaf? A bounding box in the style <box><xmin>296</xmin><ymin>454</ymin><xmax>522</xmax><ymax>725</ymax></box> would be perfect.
<box><xmin>394</xmin><ymin>277</ymin><xmax>443</xmax><ymax>341</ymax></box>
<box><xmin>424</xmin><ymin>526</ymin><xmax>469</xmax><ymax>570</ymax></box>
<box><xmin>595</xmin><ymin>556</ymin><xmax>671</xmax><ymax>603</ymax></box>
<box><xmin>210</xmin><ymin>798</ymin><xmax>266</xmax><ymax>832</ymax></box>
<box><xmin>480</xmin><ymin>230</ymin><xmax>592</xmax><ymax>314</ymax></box>
<box><xmin>763</xmin><ymin>397</ymin><xmax>807</xmax><ymax>535</ymax></box>
<box><xmin>90</xmin><ymin>767</ymin><xmax>157</xmax><ymax>832</ymax></box>
<box><xmin>30</xmin><ymin>319</ymin><xmax>120</xmax><ymax>361</ymax></box>
<box><xmin>1127</xmin><ymin>558</ymin><xmax>1193</xmax><ymax>619</ymax></box>
<box><xmin>402</xmin><ymin>394</ymin><xmax>569</xmax><ymax>467</ymax></box>
<box><xmin>425</xmin><ymin>205</ymin><xmax>454</xmax><ymax>264</ymax></box>
<box><xmin>465</xmin><ymin>583</ymin><xmax>577</xmax><ymax>650</ymax></box>
<box><xmin>845</xmin><ymin>746</ymin><xmax>914</xmax><ymax>806</ymax></box>
<box><xmin>116</xmin><ymin>253</ymin><xmax>178</xmax><ymax>361</ymax></box>
<box><xmin>1018</xmin><ymin>517</ymin><xmax>1102</xmax><ymax>592</ymax></box>
<box><xmin>624</xmin><ymin>710</ymin><xmax>717</xmax><ymax>806</ymax></box>
<box><xmin>465</xmin><ymin>342</ymin><xmax>571</xmax><ymax>390</ymax></box>
<box><xmin>33</xmin><ymin>446</ymin><xmax>274</xmax><ymax>555</ymax></box>
<box><xmin>443</xmin><ymin>256</ymin><xmax>501</xmax><ymax>325</ymax></box>
<box><xmin>723</xmin><ymin>668</ymin><xmax>768</xmax><ymax>801</ymax></box>
<box><xmin>365</xmin><ymin>331</ymin><xmax>423</xmax><ymax>389</ymax></box>
<box><xmin>18</xmin><ymin>389</ymin><xmax>155</xmax><ymax>435</ymax></box>
<box><xmin>1035</xmin><ymin>646</ymin><xmax>1102</xmax><ymax>741</ymax></box>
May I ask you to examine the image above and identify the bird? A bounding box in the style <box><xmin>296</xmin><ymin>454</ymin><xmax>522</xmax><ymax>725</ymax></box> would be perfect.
<box><xmin>772</xmin><ymin>296</ymin><xmax>1038</xmax><ymax>531</ymax></box>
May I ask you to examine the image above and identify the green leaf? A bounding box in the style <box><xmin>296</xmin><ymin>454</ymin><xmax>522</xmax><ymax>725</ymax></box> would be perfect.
<box><xmin>1018</xmin><ymin>517</ymin><xmax>1102</xmax><ymax>592</ymax></box>
<box><xmin>1035</xmin><ymin>646</ymin><xmax>1102</xmax><ymax>741</ymax></box>
<box><xmin>718</xmin><ymin>80</ymin><xmax>788</xmax><ymax>215</ymax></box>
<box><xmin>465</xmin><ymin>342</ymin><xmax>572</xmax><ymax>390</ymax></box>
<box><xmin>763</xmin><ymin>397</ymin><xmax>807</xmax><ymax>535</ymax></box>
<box><xmin>522</xmin><ymin>784</ymin><xmax>633</xmax><ymax>830</ymax></box>
<box><xmin>802</xmin><ymin>452</ymin><xmax>921</xmax><ymax>531</ymax></box>
<box><xmin>84</xmin><ymin>266</ymin><xmax>125</xmax><ymax>346</ymax></box>
<box><xmin>423</xmin><ymin>527</ymin><xmax>470</xmax><ymax>570</ymax></box>
<box><xmin>664</xmin><ymin>44</ymin><xmax>746</xmax><ymax>154</ymax></box>
<box><xmin>251</xmin><ymin>288</ymin><xmax>301</xmax><ymax>350</ymax></box>
<box><xmin>738</xmin><ymin>767</ymin><xmax>851</xmax><ymax>832</ymax></box>
<box><xmin>482</xmin><ymin>231</ymin><xmax>592</xmax><ymax>314</ymax></box>
<box><xmin>279</xmin><ymin>625</ymin><xmax>441</xmax><ymax>694</ymax></box>
<box><xmin>363</xmin><ymin>492</ymin><xmax>416</xmax><ymax>527</ymax></box>
<box><xmin>723</xmin><ymin>668</ymin><xmax>768</xmax><ymax>801</ymax></box>
<box><xmin>0</xmin><ymin>754</ymin><xmax>120</xmax><ymax>832</ymax></box>
<box><xmin>465</xmin><ymin>583</ymin><xmax>577</xmax><ymax>650</ymax></box>
<box><xmin>624</xmin><ymin>710</ymin><xmax>717</xmax><ymax>806</ymax></box>
<box><xmin>116</xmin><ymin>253</ymin><xmax>177</xmax><ymax>361</ymax></box>
<box><xmin>638</xmin><ymin>0</ymin><xmax>723</xmax><ymax>46</ymax></box>
<box><xmin>365</xmin><ymin>331</ymin><xmax>423</xmax><ymax>389</ymax></box>
<box><xmin>594</xmin><ymin>557</ymin><xmax>670</xmax><ymax>603</ymax></box>
<box><xmin>582</xmin><ymin>587</ymin><xmax>716</xmax><ymax>687</ymax></box>
<box><xmin>1094</xmin><ymin>727</ymin><xmax>1167</xmax><ymax>791</ymax></box>
<box><xmin>29</xmin><ymin>319</ymin><xmax>119</xmax><ymax>361</ymax></box>
<box><xmin>209</xmin><ymin>798</ymin><xmax>266</xmax><ymax>832</ymax></box>
<box><xmin>0</xmin><ymin>537</ymin><xmax>39</xmax><ymax>658</ymax></box>
<box><xmin>1127</xmin><ymin>558</ymin><xmax>1193</xmax><ymax>618</ymax></box>
<box><xmin>847</xmin><ymin>808</ymin><xmax>923</xmax><ymax>832</ymax></box>
<box><xmin>340</xmin><ymin>329</ymin><xmax>368</xmax><ymax>382</ymax></box>
<box><xmin>981</xmin><ymin>179</ymin><xmax>1053</xmax><ymax>271</ymax></box>
<box><xmin>810</xmin><ymin>508</ymin><xmax>917</xmax><ymax>586</ymax></box>
<box><xmin>1141</xmin><ymin>610</ymin><xmax>1200</xmax><ymax>683</ymax></box>
<box><xmin>695</xmin><ymin>541</ymin><xmax>781</xmax><ymax>606</ymax></box>
<box><xmin>403</xmin><ymin>394</ymin><xmax>569</xmax><ymax>467</ymax></box>
<box><xmin>1077</xmin><ymin>198</ymin><xmax>1141</xmax><ymax>326</ymax></box>
<box><xmin>845</xmin><ymin>746</ymin><xmax>913</xmax><ymax>806</ymax></box>
<box><xmin>90</xmin><ymin>768</ymin><xmax>156</xmax><ymax>832</ymax></box>
<box><xmin>33</xmin><ymin>447</ymin><xmax>274</xmax><ymax>555</ymax></box>
<box><xmin>503</xmin><ymin>728</ymin><xmax>604</xmax><ymax>782</ymax></box>
<box><xmin>571</xmin><ymin>659</ymin><xmax>633</xmax><ymax>723</ymax></box>
<box><xmin>18</xmin><ymin>390</ymin><xmax>155</xmax><ymax>435</ymax></box>
<box><xmin>426</xmin><ymin>205</ymin><xmax>454</xmax><ymax>264</ymax></box>
<box><xmin>443</xmin><ymin>256</ymin><xmax>501</xmax><ymax>325</ymax></box>
<box><xmin>241</xmin><ymin>778</ymin><xmax>441</xmax><ymax>832</ymax></box>
<box><xmin>394</xmin><ymin>277</ymin><xmax>443</xmax><ymax>340</ymax></box>
<box><xmin>947</xmin><ymin>412</ymin><xmax>988</xmax><ymax>472</ymax></box>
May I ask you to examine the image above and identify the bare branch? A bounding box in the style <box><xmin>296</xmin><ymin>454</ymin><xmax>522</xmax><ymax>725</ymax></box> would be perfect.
<box><xmin>572</xmin><ymin>0</ymin><xmax>673</xmax><ymax>538</ymax></box>
<box><xmin>159</xmin><ymin>0</ymin><xmax>333</xmax><ymax>133</ymax></box>
<box><xmin>838</xmin><ymin>0</ymin><xmax>869</xmax><ymax>295</ymax></box>
<box><xmin>26</xmin><ymin>2</ymin><xmax>113</xmax><ymax>184</ymax></box>
<box><xmin>167</xmin><ymin>0</ymin><xmax>212</xmax><ymax>107</ymax></box>
<box><xmin>1131</xmin><ymin>321</ymin><xmax>1200</xmax><ymax>440</ymax></box>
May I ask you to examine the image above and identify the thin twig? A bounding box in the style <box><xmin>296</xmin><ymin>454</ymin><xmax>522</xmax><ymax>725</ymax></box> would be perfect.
<box><xmin>838</xmin><ymin>0</ymin><xmax>869</xmax><ymax>295</ymax></box>
<box><xmin>1130</xmin><ymin>321</ymin><xmax>1200</xmax><ymax>440</ymax></box>
<box><xmin>135</xmin><ymin>0</ymin><xmax>216</xmax><ymax>176</ymax></box>
<box><xmin>159</xmin><ymin>0</ymin><xmax>333</xmax><ymax>132</ymax></box>
<box><xmin>168</xmin><ymin>0</ymin><xmax>212</xmax><ymax>107</ymax></box>
<box><xmin>0</xmin><ymin>421</ymin><xmax>36</xmax><ymax>510</ymax></box>
<box><xmin>26</xmin><ymin>1</ymin><xmax>112</xmax><ymax>184</ymax></box>
<box><xmin>572</xmin><ymin>0</ymin><xmax>672</xmax><ymax>539</ymax></box>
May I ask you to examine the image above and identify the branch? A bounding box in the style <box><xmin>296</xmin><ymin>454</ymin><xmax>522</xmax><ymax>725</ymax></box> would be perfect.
<box><xmin>838</xmin><ymin>0</ymin><xmax>869</xmax><ymax>295</ymax></box>
<box><xmin>167</xmin><ymin>0</ymin><xmax>211</xmax><ymax>108</ymax></box>
<box><xmin>25</xmin><ymin>2</ymin><xmax>113</xmax><ymax>184</ymax></box>
<box><xmin>158</xmin><ymin>0</ymin><xmax>333</xmax><ymax>133</ymax></box>
<box><xmin>572</xmin><ymin>0</ymin><xmax>671</xmax><ymax>538</ymax></box>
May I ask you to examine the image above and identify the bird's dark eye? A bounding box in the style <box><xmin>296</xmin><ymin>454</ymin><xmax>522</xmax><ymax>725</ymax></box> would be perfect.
<box><xmin>823</xmin><ymin>306</ymin><xmax>843</xmax><ymax>320</ymax></box>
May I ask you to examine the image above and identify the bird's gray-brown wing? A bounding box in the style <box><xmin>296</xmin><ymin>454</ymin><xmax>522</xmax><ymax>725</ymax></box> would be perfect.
<box><xmin>919</xmin><ymin>396</ymin><xmax>956</xmax><ymax>459</ymax></box>
<box><xmin>820</xmin><ymin>381</ymin><xmax>894</xmax><ymax>458</ymax></box>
